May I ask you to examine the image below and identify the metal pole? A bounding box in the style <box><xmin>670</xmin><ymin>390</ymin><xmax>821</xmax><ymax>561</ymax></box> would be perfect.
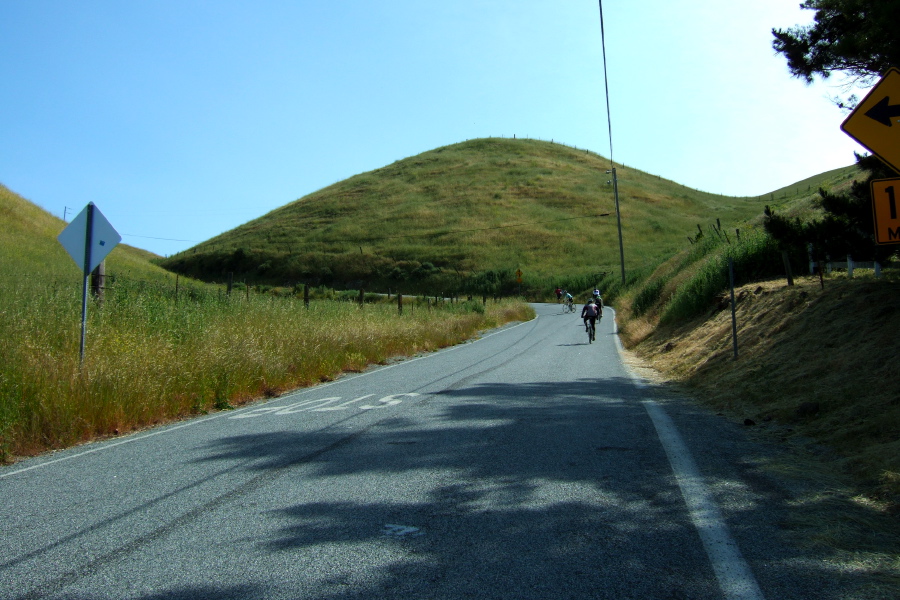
<box><xmin>613</xmin><ymin>167</ymin><xmax>625</xmax><ymax>285</ymax></box>
<box><xmin>79</xmin><ymin>203</ymin><xmax>95</xmax><ymax>365</ymax></box>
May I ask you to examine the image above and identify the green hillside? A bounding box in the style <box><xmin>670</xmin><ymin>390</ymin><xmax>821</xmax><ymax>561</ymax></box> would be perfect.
<box><xmin>159</xmin><ymin>138</ymin><xmax>858</xmax><ymax>296</ymax></box>
<box><xmin>0</xmin><ymin>183</ymin><xmax>174</xmax><ymax>283</ymax></box>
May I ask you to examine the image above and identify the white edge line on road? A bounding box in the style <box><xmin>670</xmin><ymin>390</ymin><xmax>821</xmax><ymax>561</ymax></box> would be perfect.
<box><xmin>610</xmin><ymin>309</ymin><xmax>765</xmax><ymax>600</ymax></box>
<box><xmin>0</xmin><ymin>315</ymin><xmax>536</xmax><ymax>481</ymax></box>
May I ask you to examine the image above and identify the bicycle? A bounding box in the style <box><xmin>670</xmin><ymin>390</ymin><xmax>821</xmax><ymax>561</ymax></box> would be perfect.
<box><xmin>562</xmin><ymin>299</ymin><xmax>575</xmax><ymax>313</ymax></box>
<box><xmin>586</xmin><ymin>319</ymin><xmax>595</xmax><ymax>343</ymax></box>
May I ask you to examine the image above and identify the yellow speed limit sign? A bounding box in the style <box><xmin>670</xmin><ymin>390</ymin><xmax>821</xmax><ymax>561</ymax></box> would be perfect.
<box><xmin>871</xmin><ymin>178</ymin><xmax>900</xmax><ymax>244</ymax></box>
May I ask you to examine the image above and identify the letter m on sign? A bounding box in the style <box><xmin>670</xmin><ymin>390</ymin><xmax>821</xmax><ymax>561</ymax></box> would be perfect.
<box><xmin>890</xmin><ymin>227</ymin><xmax>900</xmax><ymax>241</ymax></box>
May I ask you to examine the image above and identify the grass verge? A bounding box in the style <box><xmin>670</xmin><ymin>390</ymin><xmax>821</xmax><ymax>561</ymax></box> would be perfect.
<box><xmin>0</xmin><ymin>274</ymin><xmax>533</xmax><ymax>462</ymax></box>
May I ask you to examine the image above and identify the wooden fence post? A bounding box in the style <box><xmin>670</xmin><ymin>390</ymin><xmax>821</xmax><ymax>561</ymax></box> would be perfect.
<box><xmin>398</xmin><ymin>292</ymin><xmax>403</xmax><ymax>316</ymax></box>
<box><xmin>729</xmin><ymin>257</ymin><xmax>738</xmax><ymax>360</ymax></box>
<box><xmin>90</xmin><ymin>260</ymin><xmax>105</xmax><ymax>304</ymax></box>
<box><xmin>847</xmin><ymin>255</ymin><xmax>854</xmax><ymax>278</ymax></box>
<box><xmin>304</xmin><ymin>283</ymin><xmax>309</xmax><ymax>308</ymax></box>
<box><xmin>781</xmin><ymin>251</ymin><xmax>794</xmax><ymax>286</ymax></box>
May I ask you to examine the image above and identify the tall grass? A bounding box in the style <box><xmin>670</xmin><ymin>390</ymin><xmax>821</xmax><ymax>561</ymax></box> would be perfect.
<box><xmin>660</xmin><ymin>229</ymin><xmax>781</xmax><ymax>324</ymax></box>
<box><xmin>0</xmin><ymin>273</ymin><xmax>532</xmax><ymax>460</ymax></box>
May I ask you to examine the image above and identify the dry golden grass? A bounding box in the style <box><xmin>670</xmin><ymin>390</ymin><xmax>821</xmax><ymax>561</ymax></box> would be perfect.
<box><xmin>0</xmin><ymin>276</ymin><xmax>533</xmax><ymax>462</ymax></box>
<box><xmin>631</xmin><ymin>275</ymin><xmax>900</xmax><ymax>499</ymax></box>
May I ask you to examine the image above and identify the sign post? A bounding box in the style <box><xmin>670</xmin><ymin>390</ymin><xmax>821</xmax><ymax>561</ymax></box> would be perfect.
<box><xmin>57</xmin><ymin>202</ymin><xmax>121</xmax><ymax>364</ymax></box>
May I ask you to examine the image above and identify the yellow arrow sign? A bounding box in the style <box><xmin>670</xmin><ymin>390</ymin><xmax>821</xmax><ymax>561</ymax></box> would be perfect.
<box><xmin>841</xmin><ymin>67</ymin><xmax>900</xmax><ymax>173</ymax></box>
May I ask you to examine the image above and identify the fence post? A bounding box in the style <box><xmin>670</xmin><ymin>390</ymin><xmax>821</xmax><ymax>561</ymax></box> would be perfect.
<box><xmin>847</xmin><ymin>255</ymin><xmax>854</xmax><ymax>278</ymax></box>
<box><xmin>398</xmin><ymin>292</ymin><xmax>403</xmax><ymax>315</ymax></box>
<box><xmin>358</xmin><ymin>287</ymin><xmax>364</xmax><ymax>307</ymax></box>
<box><xmin>875</xmin><ymin>262</ymin><xmax>882</xmax><ymax>278</ymax></box>
<box><xmin>304</xmin><ymin>283</ymin><xmax>310</xmax><ymax>308</ymax></box>
<box><xmin>729</xmin><ymin>258</ymin><xmax>738</xmax><ymax>360</ymax></box>
<box><xmin>781</xmin><ymin>251</ymin><xmax>794</xmax><ymax>286</ymax></box>
<box><xmin>227</xmin><ymin>272</ymin><xmax>233</xmax><ymax>295</ymax></box>
<box><xmin>807</xmin><ymin>243</ymin><xmax>815</xmax><ymax>275</ymax></box>
<box><xmin>817</xmin><ymin>261</ymin><xmax>825</xmax><ymax>289</ymax></box>
<box><xmin>90</xmin><ymin>260</ymin><xmax>105</xmax><ymax>304</ymax></box>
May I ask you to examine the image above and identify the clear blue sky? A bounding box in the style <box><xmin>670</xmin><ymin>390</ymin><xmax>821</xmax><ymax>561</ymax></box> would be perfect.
<box><xmin>0</xmin><ymin>1</ymin><xmax>866</xmax><ymax>257</ymax></box>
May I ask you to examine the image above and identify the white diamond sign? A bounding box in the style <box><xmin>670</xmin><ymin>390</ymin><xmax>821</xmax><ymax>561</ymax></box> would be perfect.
<box><xmin>57</xmin><ymin>203</ymin><xmax>121</xmax><ymax>275</ymax></box>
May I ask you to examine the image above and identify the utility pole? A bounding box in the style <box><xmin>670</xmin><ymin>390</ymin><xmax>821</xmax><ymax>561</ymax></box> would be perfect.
<box><xmin>610</xmin><ymin>167</ymin><xmax>625</xmax><ymax>285</ymax></box>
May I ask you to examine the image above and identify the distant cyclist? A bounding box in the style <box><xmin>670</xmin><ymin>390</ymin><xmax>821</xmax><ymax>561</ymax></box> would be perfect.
<box><xmin>592</xmin><ymin>289</ymin><xmax>604</xmax><ymax>314</ymax></box>
<box><xmin>581</xmin><ymin>298</ymin><xmax>600</xmax><ymax>341</ymax></box>
<box><xmin>563</xmin><ymin>291</ymin><xmax>574</xmax><ymax>310</ymax></box>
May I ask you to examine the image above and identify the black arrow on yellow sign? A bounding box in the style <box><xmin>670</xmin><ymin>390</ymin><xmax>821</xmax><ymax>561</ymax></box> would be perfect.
<box><xmin>866</xmin><ymin>96</ymin><xmax>900</xmax><ymax>127</ymax></box>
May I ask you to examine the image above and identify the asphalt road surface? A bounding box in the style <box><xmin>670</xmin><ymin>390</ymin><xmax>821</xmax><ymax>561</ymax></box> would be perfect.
<box><xmin>0</xmin><ymin>304</ymin><xmax>853</xmax><ymax>599</ymax></box>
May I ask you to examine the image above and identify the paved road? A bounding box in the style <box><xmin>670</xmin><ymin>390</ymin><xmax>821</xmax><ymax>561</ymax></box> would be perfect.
<box><xmin>0</xmin><ymin>304</ymin><xmax>849</xmax><ymax>599</ymax></box>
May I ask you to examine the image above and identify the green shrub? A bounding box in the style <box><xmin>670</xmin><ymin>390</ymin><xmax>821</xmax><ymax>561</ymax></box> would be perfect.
<box><xmin>661</xmin><ymin>230</ymin><xmax>780</xmax><ymax>324</ymax></box>
<box><xmin>632</xmin><ymin>276</ymin><xmax>668</xmax><ymax>317</ymax></box>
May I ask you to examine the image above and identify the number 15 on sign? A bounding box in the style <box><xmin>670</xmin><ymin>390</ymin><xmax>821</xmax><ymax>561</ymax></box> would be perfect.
<box><xmin>871</xmin><ymin>178</ymin><xmax>900</xmax><ymax>245</ymax></box>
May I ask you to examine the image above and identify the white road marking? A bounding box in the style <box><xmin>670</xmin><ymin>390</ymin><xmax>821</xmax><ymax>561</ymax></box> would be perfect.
<box><xmin>359</xmin><ymin>393</ymin><xmax>418</xmax><ymax>410</ymax></box>
<box><xmin>275</xmin><ymin>397</ymin><xmax>344</xmax><ymax>414</ymax></box>
<box><xmin>383</xmin><ymin>524</ymin><xmax>424</xmax><ymax>537</ymax></box>
<box><xmin>610</xmin><ymin>308</ymin><xmax>765</xmax><ymax>600</ymax></box>
<box><xmin>311</xmin><ymin>394</ymin><xmax>374</xmax><ymax>411</ymax></box>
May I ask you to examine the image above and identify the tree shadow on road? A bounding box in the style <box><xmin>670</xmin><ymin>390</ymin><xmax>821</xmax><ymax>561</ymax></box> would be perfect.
<box><xmin>181</xmin><ymin>376</ymin><xmax>888</xmax><ymax>600</ymax></box>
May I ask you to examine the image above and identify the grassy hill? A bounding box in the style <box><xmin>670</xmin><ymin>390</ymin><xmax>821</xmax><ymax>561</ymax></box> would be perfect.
<box><xmin>159</xmin><ymin>138</ymin><xmax>859</xmax><ymax>296</ymax></box>
<box><xmin>0</xmin><ymin>182</ymin><xmax>533</xmax><ymax>461</ymax></box>
<box><xmin>0</xmin><ymin>183</ymin><xmax>176</xmax><ymax>283</ymax></box>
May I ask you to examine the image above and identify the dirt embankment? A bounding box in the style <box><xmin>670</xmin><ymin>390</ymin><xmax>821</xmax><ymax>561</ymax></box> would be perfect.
<box><xmin>625</xmin><ymin>276</ymin><xmax>900</xmax><ymax>503</ymax></box>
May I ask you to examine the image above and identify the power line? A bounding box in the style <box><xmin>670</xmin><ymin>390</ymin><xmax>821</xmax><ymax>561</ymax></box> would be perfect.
<box><xmin>598</xmin><ymin>0</ymin><xmax>615</xmax><ymax>171</ymax></box>
<box><xmin>122</xmin><ymin>234</ymin><xmax>200</xmax><ymax>243</ymax></box>
<box><xmin>598</xmin><ymin>0</ymin><xmax>626</xmax><ymax>285</ymax></box>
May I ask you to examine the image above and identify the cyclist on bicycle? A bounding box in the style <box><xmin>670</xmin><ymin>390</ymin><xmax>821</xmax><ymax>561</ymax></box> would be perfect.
<box><xmin>581</xmin><ymin>298</ymin><xmax>600</xmax><ymax>340</ymax></box>
<box><xmin>563</xmin><ymin>291</ymin><xmax>574</xmax><ymax>310</ymax></box>
<box><xmin>592</xmin><ymin>289</ymin><xmax>604</xmax><ymax>314</ymax></box>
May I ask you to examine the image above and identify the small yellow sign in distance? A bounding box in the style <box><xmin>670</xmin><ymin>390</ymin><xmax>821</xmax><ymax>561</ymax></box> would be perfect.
<box><xmin>841</xmin><ymin>67</ymin><xmax>900</xmax><ymax>174</ymax></box>
<box><xmin>870</xmin><ymin>177</ymin><xmax>900</xmax><ymax>245</ymax></box>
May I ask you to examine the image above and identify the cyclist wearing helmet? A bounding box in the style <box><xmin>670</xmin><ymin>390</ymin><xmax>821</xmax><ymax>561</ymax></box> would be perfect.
<box><xmin>581</xmin><ymin>298</ymin><xmax>600</xmax><ymax>341</ymax></box>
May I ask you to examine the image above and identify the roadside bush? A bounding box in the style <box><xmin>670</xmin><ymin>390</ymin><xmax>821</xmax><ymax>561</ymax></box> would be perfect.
<box><xmin>632</xmin><ymin>276</ymin><xmax>669</xmax><ymax>317</ymax></box>
<box><xmin>661</xmin><ymin>230</ymin><xmax>780</xmax><ymax>324</ymax></box>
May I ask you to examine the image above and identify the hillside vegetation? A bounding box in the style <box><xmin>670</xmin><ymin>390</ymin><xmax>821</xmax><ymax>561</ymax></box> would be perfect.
<box><xmin>0</xmin><ymin>183</ymin><xmax>175</xmax><ymax>283</ymax></box>
<box><xmin>159</xmin><ymin>138</ymin><xmax>858</xmax><ymax>296</ymax></box>
<box><xmin>0</xmin><ymin>184</ymin><xmax>532</xmax><ymax>460</ymax></box>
